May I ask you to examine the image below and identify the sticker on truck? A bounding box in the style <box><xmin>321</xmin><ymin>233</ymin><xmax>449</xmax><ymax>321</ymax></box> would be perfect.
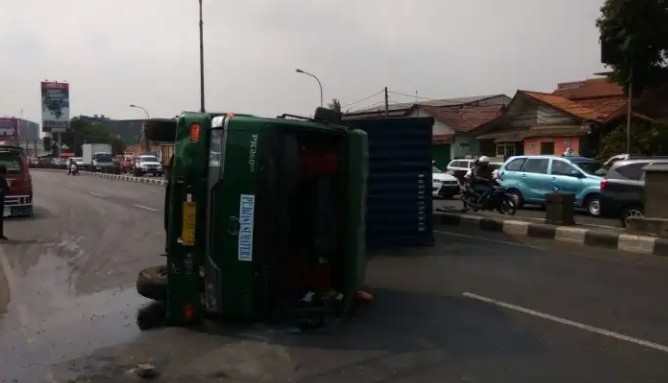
<box><xmin>181</xmin><ymin>201</ymin><xmax>196</xmax><ymax>246</ymax></box>
<box><xmin>238</xmin><ymin>194</ymin><xmax>255</xmax><ymax>262</ymax></box>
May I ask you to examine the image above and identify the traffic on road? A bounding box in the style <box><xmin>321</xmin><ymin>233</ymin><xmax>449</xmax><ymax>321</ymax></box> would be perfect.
<box><xmin>1</xmin><ymin>169</ymin><xmax>667</xmax><ymax>382</ymax></box>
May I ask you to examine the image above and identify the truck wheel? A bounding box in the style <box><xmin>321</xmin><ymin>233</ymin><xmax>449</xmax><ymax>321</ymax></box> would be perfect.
<box><xmin>136</xmin><ymin>266</ymin><xmax>167</xmax><ymax>301</ymax></box>
<box><xmin>144</xmin><ymin>119</ymin><xmax>177</xmax><ymax>142</ymax></box>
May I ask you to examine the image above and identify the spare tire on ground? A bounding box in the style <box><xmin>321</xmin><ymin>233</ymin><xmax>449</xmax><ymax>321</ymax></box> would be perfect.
<box><xmin>143</xmin><ymin>119</ymin><xmax>177</xmax><ymax>142</ymax></box>
<box><xmin>137</xmin><ymin>265</ymin><xmax>167</xmax><ymax>301</ymax></box>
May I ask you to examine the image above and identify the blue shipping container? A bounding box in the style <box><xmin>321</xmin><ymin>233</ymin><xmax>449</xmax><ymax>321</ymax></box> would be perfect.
<box><xmin>345</xmin><ymin>117</ymin><xmax>434</xmax><ymax>247</ymax></box>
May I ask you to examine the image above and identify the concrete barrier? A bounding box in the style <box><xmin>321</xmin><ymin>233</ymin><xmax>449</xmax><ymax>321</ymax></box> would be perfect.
<box><xmin>79</xmin><ymin>171</ymin><xmax>167</xmax><ymax>186</ymax></box>
<box><xmin>435</xmin><ymin>211</ymin><xmax>668</xmax><ymax>257</ymax></box>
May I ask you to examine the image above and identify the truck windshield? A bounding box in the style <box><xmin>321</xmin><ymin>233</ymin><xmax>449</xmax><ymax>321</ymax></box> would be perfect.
<box><xmin>140</xmin><ymin>156</ymin><xmax>159</xmax><ymax>162</ymax></box>
<box><xmin>95</xmin><ymin>154</ymin><xmax>113</xmax><ymax>162</ymax></box>
<box><xmin>0</xmin><ymin>153</ymin><xmax>22</xmax><ymax>173</ymax></box>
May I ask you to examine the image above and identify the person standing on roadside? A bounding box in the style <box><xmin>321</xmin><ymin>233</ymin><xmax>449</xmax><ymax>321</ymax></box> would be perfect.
<box><xmin>0</xmin><ymin>165</ymin><xmax>10</xmax><ymax>240</ymax></box>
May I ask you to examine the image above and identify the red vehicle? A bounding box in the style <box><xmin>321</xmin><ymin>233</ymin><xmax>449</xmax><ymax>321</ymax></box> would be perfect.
<box><xmin>121</xmin><ymin>154</ymin><xmax>136</xmax><ymax>173</ymax></box>
<box><xmin>0</xmin><ymin>146</ymin><xmax>33</xmax><ymax>217</ymax></box>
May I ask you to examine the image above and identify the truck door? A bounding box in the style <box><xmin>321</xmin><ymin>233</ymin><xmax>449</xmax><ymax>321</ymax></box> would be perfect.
<box><xmin>203</xmin><ymin>123</ymin><xmax>225</xmax><ymax>315</ymax></box>
<box><xmin>204</xmin><ymin>116</ymin><xmax>260</xmax><ymax>320</ymax></box>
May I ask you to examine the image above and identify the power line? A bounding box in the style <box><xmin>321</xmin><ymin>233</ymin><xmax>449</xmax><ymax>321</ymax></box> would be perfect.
<box><xmin>342</xmin><ymin>89</ymin><xmax>385</xmax><ymax>109</ymax></box>
<box><xmin>348</xmin><ymin>99</ymin><xmax>386</xmax><ymax>112</ymax></box>
<box><xmin>388</xmin><ymin>90</ymin><xmax>438</xmax><ymax>101</ymax></box>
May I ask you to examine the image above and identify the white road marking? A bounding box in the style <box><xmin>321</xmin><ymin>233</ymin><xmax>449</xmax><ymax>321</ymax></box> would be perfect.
<box><xmin>462</xmin><ymin>291</ymin><xmax>668</xmax><ymax>354</ymax></box>
<box><xmin>90</xmin><ymin>191</ymin><xmax>106</xmax><ymax>198</ymax></box>
<box><xmin>134</xmin><ymin>204</ymin><xmax>158</xmax><ymax>212</ymax></box>
<box><xmin>0</xmin><ymin>245</ymin><xmax>31</xmax><ymax>331</ymax></box>
<box><xmin>434</xmin><ymin>230</ymin><xmax>547</xmax><ymax>250</ymax></box>
<box><xmin>514</xmin><ymin>215</ymin><xmax>619</xmax><ymax>230</ymax></box>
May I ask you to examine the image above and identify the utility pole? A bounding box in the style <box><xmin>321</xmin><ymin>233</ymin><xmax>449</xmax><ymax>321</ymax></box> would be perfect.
<box><xmin>199</xmin><ymin>0</ymin><xmax>206</xmax><ymax>113</ymax></box>
<box><xmin>626</xmin><ymin>66</ymin><xmax>633</xmax><ymax>154</ymax></box>
<box><xmin>384</xmin><ymin>87</ymin><xmax>389</xmax><ymax>117</ymax></box>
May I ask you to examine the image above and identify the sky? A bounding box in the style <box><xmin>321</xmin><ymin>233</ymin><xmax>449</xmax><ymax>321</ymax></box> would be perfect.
<box><xmin>0</xmin><ymin>0</ymin><xmax>608</xmax><ymax>125</ymax></box>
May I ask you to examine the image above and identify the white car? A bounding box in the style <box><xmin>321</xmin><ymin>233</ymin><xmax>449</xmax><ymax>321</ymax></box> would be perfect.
<box><xmin>71</xmin><ymin>157</ymin><xmax>84</xmax><ymax>167</ymax></box>
<box><xmin>433</xmin><ymin>166</ymin><xmax>461</xmax><ymax>199</ymax></box>
<box><xmin>133</xmin><ymin>155</ymin><xmax>164</xmax><ymax>177</ymax></box>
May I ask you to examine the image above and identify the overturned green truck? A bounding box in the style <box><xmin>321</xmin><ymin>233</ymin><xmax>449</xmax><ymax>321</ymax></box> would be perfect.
<box><xmin>137</xmin><ymin>109</ymin><xmax>370</xmax><ymax>326</ymax></box>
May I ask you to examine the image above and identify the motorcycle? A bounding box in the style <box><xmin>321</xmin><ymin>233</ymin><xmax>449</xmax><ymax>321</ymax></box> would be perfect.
<box><xmin>460</xmin><ymin>178</ymin><xmax>517</xmax><ymax>215</ymax></box>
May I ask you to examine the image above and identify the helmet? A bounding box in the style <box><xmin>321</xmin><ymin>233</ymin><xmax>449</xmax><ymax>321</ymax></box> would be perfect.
<box><xmin>478</xmin><ymin>156</ymin><xmax>490</xmax><ymax>164</ymax></box>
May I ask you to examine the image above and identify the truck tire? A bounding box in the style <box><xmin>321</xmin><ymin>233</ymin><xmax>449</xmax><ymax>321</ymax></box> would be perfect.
<box><xmin>144</xmin><ymin>119</ymin><xmax>177</xmax><ymax>142</ymax></box>
<box><xmin>136</xmin><ymin>266</ymin><xmax>167</xmax><ymax>301</ymax></box>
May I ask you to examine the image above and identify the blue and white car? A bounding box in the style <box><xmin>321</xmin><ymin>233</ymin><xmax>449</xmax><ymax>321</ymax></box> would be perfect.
<box><xmin>498</xmin><ymin>155</ymin><xmax>607</xmax><ymax>216</ymax></box>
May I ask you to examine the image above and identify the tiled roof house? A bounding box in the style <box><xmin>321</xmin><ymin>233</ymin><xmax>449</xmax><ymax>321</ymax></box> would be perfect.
<box><xmin>476</xmin><ymin>78</ymin><xmax>632</xmax><ymax>158</ymax></box>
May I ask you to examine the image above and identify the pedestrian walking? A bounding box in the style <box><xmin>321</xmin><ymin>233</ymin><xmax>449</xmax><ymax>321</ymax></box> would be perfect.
<box><xmin>0</xmin><ymin>165</ymin><xmax>10</xmax><ymax>240</ymax></box>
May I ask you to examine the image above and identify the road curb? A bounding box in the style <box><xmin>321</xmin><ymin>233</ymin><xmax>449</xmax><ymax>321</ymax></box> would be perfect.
<box><xmin>435</xmin><ymin>212</ymin><xmax>668</xmax><ymax>257</ymax></box>
<box><xmin>79</xmin><ymin>171</ymin><xmax>167</xmax><ymax>186</ymax></box>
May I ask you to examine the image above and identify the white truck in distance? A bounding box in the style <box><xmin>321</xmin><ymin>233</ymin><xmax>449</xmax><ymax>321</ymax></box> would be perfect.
<box><xmin>82</xmin><ymin>143</ymin><xmax>113</xmax><ymax>172</ymax></box>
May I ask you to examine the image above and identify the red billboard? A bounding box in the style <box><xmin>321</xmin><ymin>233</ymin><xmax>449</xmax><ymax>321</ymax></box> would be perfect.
<box><xmin>0</xmin><ymin>118</ymin><xmax>18</xmax><ymax>138</ymax></box>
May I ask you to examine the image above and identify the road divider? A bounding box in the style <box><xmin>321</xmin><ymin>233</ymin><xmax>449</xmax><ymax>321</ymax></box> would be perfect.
<box><xmin>79</xmin><ymin>171</ymin><xmax>167</xmax><ymax>186</ymax></box>
<box><xmin>435</xmin><ymin>212</ymin><xmax>668</xmax><ymax>257</ymax></box>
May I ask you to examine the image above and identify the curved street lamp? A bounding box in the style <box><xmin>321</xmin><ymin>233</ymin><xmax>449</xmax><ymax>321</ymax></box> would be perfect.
<box><xmin>130</xmin><ymin>104</ymin><xmax>150</xmax><ymax>153</ymax></box>
<box><xmin>129</xmin><ymin>104</ymin><xmax>150</xmax><ymax>119</ymax></box>
<box><xmin>296</xmin><ymin>68</ymin><xmax>323</xmax><ymax>108</ymax></box>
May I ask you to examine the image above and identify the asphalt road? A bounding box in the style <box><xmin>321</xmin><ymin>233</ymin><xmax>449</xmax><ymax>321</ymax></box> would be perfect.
<box><xmin>434</xmin><ymin>196</ymin><xmax>622</xmax><ymax>229</ymax></box>
<box><xmin>2</xmin><ymin>170</ymin><xmax>668</xmax><ymax>382</ymax></box>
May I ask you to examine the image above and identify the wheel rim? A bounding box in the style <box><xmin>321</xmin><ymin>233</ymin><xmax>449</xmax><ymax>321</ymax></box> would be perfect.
<box><xmin>502</xmin><ymin>199</ymin><xmax>517</xmax><ymax>215</ymax></box>
<box><xmin>588</xmin><ymin>199</ymin><xmax>601</xmax><ymax>216</ymax></box>
<box><xmin>624</xmin><ymin>209</ymin><xmax>643</xmax><ymax>225</ymax></box>
<box><xmin>510</xmin><ymin>193</ymin><xmax>520</xmax><ymax>206</ymax></box>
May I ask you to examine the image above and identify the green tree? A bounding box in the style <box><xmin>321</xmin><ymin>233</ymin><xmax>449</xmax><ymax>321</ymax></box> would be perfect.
<box><xmin>597</xmin><ymin>0</ymin><xmax>668</xmax><ymax>93</ymax></box>
<box><xmin>61</xmin><ymin>117</ymin><xmax>126</xmax><ymax>155</ymax></box>
<box><xmin>598</xmin><ymin>119</ymin><xmax>668</xmax><ymax>159</ymax></box>
<box><xmin>328</xmin><ymin>98</ymin><xmax>342</xmax><ymax>112</ymax></box>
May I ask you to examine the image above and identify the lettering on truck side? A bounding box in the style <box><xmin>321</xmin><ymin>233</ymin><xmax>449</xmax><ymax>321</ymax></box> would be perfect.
<box><xmin>249</xmin><ymin>134</ymin><xmax>258</xmax><ymax>174</ymax></box>
<box><xmin>238</xmin><ymin>194</ymin><xmax>255</xmax><ymax>262</ymax></box>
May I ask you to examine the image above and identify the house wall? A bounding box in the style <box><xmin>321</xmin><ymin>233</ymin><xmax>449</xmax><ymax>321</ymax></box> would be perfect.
<box><xmin>452</xmin><ymin>134</ymin><xmax>479</xmax><ymax>158</ymax></box>
<box><xmin>523</xmin><ymin>137</ymin><xmax>580</xmax><ymax>155</ymax></box>
<box><xmin>508</xmin><ymin>102</ymin><xmax>578</xmax><ymax>127</ymax></box>
<box><xmin>509</xmin><ymin>104</ymin><xmax>539</xmax><ymax>126</ymax></box>
<box><xmin>536</xmin><ymin>105</ymin><xmax>577</xmax><ymax>125</ymax></box>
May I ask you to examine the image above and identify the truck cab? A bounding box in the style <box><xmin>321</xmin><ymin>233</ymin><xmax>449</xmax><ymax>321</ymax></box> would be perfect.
<box><xmin>92</xmin><ymin>152</ymin><xmax>113</xmax><ymax>171</ymax></box>
<box><xmin>138</xmin><ymin>109</ymin><xmax>369</xmax><ymax>325</ymax></box>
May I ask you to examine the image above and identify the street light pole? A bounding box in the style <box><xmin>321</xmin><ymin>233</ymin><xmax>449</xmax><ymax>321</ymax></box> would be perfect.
<box><xmin>296</xmin><ymin>68</ymin><xmax>323</xmax><ymax>108</ymax></box>
<box><xmin>130</xmin><ymin>104</ymin><xmax>150</xmax><ymax>153</ymax></box>
<box><xmin>199</xmin><ymin>0</ymin><xmax>206</xmax><ymax>113</ymax></box>
<box><xmin>626</xmin><ymin>66</ymin><xmax>633</xmax><ymax>154</ymax></box>
<box><xmin>129</xmin><ymin>104</ymin><xmax>150</xmax><ymax>119</ymax></box>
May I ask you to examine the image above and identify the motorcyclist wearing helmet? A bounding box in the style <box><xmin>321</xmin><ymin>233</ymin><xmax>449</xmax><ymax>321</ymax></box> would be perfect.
<box><xmin>471</xmin><ymin>156</ymin><xmax>494</xmax><ymax>203</ymax></box>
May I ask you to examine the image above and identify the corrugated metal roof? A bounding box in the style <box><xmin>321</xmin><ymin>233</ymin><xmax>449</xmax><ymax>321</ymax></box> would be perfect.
<box><xmin>346</xmin><ymin>94</ymin><xmax>508</xmax><ymax>115</ymax></box>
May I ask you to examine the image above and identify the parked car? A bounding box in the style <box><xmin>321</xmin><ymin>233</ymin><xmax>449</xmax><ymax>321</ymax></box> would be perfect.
<box><xmin>498</xmin><ymin>155</ymin><xmax>607</xmax><ymax>216</ymax></box>
<box><xmin>0</xmin><ymin>146</ymin><xmax>33</xmax><ymax>217</ymax></box>
<box><xmin>133</xmin><ymin>155</ymin><xmax>164</xmax><ymax>177</ymax></box>
<box><xmin>600</xmin><ymin>158</ymin><xmax>668</xmax><ymax>227</ymax></box>
<box><xmin>71</xmin><ymin>157</ymin><xmax>84</xmax><ymax>168</ymax></box>
<box><xmin>603</xmin><ymin>154</ymin><xmax>668</xmax><ymax>169</ymax></box>
<box><xmin>432</xmin><ymin>166</ymin><xmax>460</xmax><ymax>199</ymax></box>
<box><xmin>446</xmin><ymin>159</ymin><xmax>476</xmax><ymax>181</ymax></box>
